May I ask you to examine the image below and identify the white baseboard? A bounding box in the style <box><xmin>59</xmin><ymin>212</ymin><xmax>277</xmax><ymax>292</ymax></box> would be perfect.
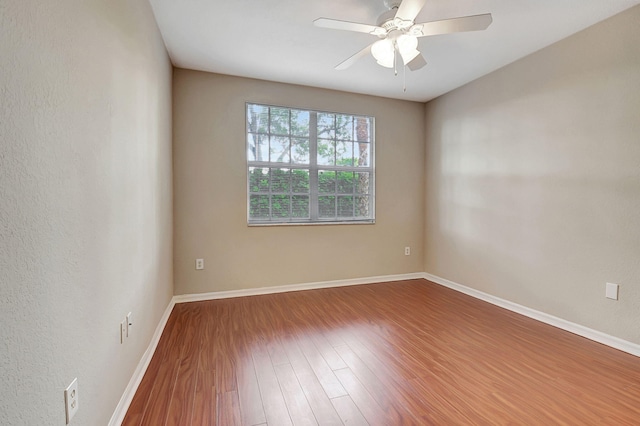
<box><xmin>422</xmin><ymin>272</ymin><xmax>640</xmax><ymax>357</ymax></box>
<box><xmin>173</xmin><ymin>272</ymin><xmax>425</xmax><ymax>303</ymax></box>
<box><xmin>108</xmin><ymin>299</ymin><xmax>176</xmax><ymax>426</ymax></box>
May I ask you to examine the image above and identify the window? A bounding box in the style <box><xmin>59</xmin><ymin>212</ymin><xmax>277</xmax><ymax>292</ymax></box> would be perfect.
<box><xmin>246</xmin><ymin>103</ymin><xmax>375</xmax><ymax>225</ymax></box>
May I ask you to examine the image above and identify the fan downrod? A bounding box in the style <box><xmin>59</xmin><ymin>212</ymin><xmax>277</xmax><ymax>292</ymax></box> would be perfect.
<box><xmin>383</xmin><ymin>0</ymin><xmax>402</xmax><ymax>10</ymax></box>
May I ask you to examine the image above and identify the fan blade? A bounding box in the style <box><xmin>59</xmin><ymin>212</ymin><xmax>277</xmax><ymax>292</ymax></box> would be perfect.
<box><xmin>314</xmin><ymin>18</ymin><xmax>382</xmax><ymax>35</ymax></box>
<box><xmin>407</xmin><ymin>53</ymin><xmax>427</xmax><ymax>71</ymax></box>
<box><xmin>335</xmin><ymin>44</ymin><xmax>373</xmax><ymax>70</ymax></box>
<box><xmin>395</xmin><ymin>0</ymin><xmax>427</xmax><ymax>22</ymax></box>
<box><xmin>412</xmin><ymin>14</ymin><xmax>492</xmax><ymax>37</ymax></box>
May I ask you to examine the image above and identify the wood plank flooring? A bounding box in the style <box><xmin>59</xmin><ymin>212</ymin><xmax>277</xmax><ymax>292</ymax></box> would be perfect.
<box><xmin>122</xmin><ymin>279</ymin><xmax>640</xmax><ymax>425</ymax></box>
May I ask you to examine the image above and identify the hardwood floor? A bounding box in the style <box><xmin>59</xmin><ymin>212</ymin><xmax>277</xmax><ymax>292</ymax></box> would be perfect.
<box><xmin>122</xmin><ymin>279</ymin><xmax>640</xmax><ymax>425</ymax></box>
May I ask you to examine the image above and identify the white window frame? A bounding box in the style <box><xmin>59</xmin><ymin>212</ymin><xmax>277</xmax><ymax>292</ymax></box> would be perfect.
<box><xmin>246</xmin><ymin>103</ymin><xmax>375</xmax><ymax>225</ymax></box>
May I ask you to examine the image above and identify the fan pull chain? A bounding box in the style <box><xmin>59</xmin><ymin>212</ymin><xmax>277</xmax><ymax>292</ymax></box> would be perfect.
<box><xmin>393</xmin><ymin>47</ymin><xmax>398</xmax><ymax>76</ymax></box>
<box><xmin>403</xmin><ymin>64</ymin><xmax>406</xmax><ymax>92</ymax></box>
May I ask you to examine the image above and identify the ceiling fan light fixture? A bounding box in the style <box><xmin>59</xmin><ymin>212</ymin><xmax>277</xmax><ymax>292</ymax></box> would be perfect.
<box><xmin>397</xmin><ymin>34</ymin><xmax>419</xmax><ymax>65</ymax></box>
<box><xmin>371</xmin><ymin>38</ymin><xmax>394</xmax><ymax>68</ymax></box>
<box><xmin>397</xmin><ymin>33</ymin><xmax>417</xmax><ymax>53</ymax></box>
<box><xmin>400</xmin><ymin>48</ymin><xmax>420</xmax><ymax>65</ymax></box>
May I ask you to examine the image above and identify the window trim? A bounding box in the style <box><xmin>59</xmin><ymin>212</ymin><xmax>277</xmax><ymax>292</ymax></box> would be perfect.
<box><xmin>246</xmin><ymin>102</ymin><xmax>376</xmax><ymax>226</ymax></box>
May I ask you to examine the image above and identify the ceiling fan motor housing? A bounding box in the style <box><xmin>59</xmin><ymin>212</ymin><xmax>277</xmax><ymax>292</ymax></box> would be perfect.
<box><xmin>377</xmin><ymin>1</ymin><xmax>416</xmax><ymax>36</ymax></box>
<box><xmin>377</xmin><ymin>9</ymin><xmax>399</xmax><ymax>29</ymax></box>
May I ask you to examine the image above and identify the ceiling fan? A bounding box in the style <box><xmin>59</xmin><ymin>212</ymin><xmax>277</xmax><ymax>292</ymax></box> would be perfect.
<box><xmin>314</xmin><ymin>0</ymin><xmax>492</xmax><ymax>72</ymax></box>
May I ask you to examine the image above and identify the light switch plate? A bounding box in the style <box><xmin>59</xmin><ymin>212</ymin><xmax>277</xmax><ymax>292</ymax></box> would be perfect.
<box><xmin>605</xmin><ymin>282</ymin><xmax>619</xmax><ymax>300</ymax></box>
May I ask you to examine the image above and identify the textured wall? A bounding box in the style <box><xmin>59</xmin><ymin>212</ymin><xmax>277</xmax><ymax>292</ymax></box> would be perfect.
<box><xmin>424</xmin><ymin>6</ymin><xmax>640</xmax><ymax>344</ymax></box>
<box><xmin>0</xmin><ymin>0</ymin><xmax>173</xmax><ymax>424</ymax></box>
<box><xmin>173</xmin><ymin>70</ymin><xmax>425</xmax><ymax>295</ymax></box>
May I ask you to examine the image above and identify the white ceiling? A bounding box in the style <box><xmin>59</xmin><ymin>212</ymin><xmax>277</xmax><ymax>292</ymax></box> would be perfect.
<box><xmin>149</xmin><ymin>0</ymin><xmax>640</xmax><ymax>102</ymax></box>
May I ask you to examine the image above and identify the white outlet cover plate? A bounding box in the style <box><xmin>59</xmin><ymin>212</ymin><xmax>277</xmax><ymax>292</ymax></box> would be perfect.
<box><xmin>605</xmin><ymin>282</ymin><xmax>619</xmax><ymax>300</ymax></box>
<box><xmin>64</xmin><ymin>378</ymin><xmax>78</xmax><ymax>424</ymax></box>
<box><xmin>196</xmin><ymin>258</ymin><xmax>204</xmax><ymax>270</ymax></box>
<box><xmin>120</xmin><ymin>319</ymin><xmax>127</xmax><ymax>343</ymax></box>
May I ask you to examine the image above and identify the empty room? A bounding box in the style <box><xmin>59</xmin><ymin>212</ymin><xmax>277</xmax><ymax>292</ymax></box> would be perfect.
<box><xmin>1</xmin><ymin>0</ymin><xmax>639</xmax><ymax>425</ymax></box>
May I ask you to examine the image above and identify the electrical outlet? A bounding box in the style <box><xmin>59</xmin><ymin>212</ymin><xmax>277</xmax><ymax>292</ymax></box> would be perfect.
<box><xmin>195</xmin><ymin>258</ymin><xmax>204</xmax><ymax>270</ymax></box>
<box><xmin>64</xmin><ymin>378</ymin><xmax>78</xmax><ymax>424</ymax></box>
<box><xmin>605</xmin><ymin>282</ymin><xmax>619</xmax><ymax>300</ymax></box>
<box><xmin>126</xmin><ymin>312</ymin><xmax>132</xmax><ymax>338</ymax></box>
<box><xmin>404</xmin><ymin>246</ymin><xmax>411</xmax><ymax>256</ymax></box>
<box><xmin>120</xmin><ymin>319</ymin><xmax>127</xmax><ymax>343</ymax></box>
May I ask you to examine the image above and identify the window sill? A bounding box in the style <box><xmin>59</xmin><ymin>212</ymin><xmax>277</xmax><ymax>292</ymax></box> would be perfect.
<box><xmin>248</xmin><ymin>220</ymin><xmax>375</xmax><ymax>227</ymax></box>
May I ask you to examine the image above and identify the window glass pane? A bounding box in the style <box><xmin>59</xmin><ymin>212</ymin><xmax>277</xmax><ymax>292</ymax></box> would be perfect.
<box><xmin>292</xmin><ymin>195</ymin><xmax>309</xmax><ymax>218</ymax></box>
<box><xmin>270</xmin><ymin>168</ymin><xmax>290</xmax><ymax>193</ymax></box>
<box><xmin>247</xmin><ymin>104</ymin><xmax>269</xmax><ymax>134</ymax></box>
<box><xmin>336</xmin><ymin>141</ymin><xmax>354</xmax><ymax>166</ymax></box>
<box><xmin>317</xmin><ymin>139</ymin><xmax>335</xmax><ymax>166</ymax></box>
<box><xmin>318</xmin><ymin>170</ymin><xmax>336</xmax><ymax>193</ymax></box>
<box><xmin>270</xmin><ymin>136</ymin><xmax>290</xmax><ymax>163</ymax></box>
<box><xmin>271</xmin><ymin>195</ymin><xmax>290</xmax><ymax>218</ymax></box>
<box><xmin>270</xmin><ymin>107</ymin><xmax>290</xmax><ymax>135</ymax></box>
<box><xmin>318</xmin><ymin>196</ymin><xmax>336</xmax><ymax>218</ymax></box>
<box><xmin>291</xmin><ymin>138</ymin><xmax>310</xmax><ymax>164</ymax></box>
<box><xmin>336</xmin><ymin>115</ymin><xmax>353</xmax><ymax>140</ymax></box>
<box><xmin>355</xmin><ymin>142</ymin><xmax>370</xmax><ymax>167</ymax></box>
<box><xmin>336</xmin><ymin>171</ymin><xmax>354</xmax><ymax>194</ymax></box>
<box><xmin>354</xmin><ymin>117</ymin><xmax>371</xmax><ymax>142</ymax></box>
<box><xmin>247</xmin><ymin>146</ymin><xmax>255</xmax><ymax>163</ymax></box>
<box><xmin>249</xmin><ymin>167</ymin><xmax>269</xmax><ymax>193</ymax></box>
<box><xmin>248</xmin><ymin>133</ymin><xmax>268</xmax><ymax>162</ymax></box>
<box><xmin>337</xmin><ymin>196</ymin><xmax>354</xmax><ymax>217</ymax></box>
<box><xmin>355</xmin><ymin>172</ymin><xmax>370</xmax><ymax>194</ymax></box>
<box><xmin>317</xmin><ymin>113</ymin><xmax>335</xmax><ymax>139</ymax></box>
<box><xmin>355</xmin><ymin>196</ymin><xmax>370</xmax><ymax>217</ymax></box>
<box><xmin>291</xmin><ymin>110</ymin><xmax>310</xmax><ymax>136</ymax></box>
<box><xmin>249</xmin><ymin>194</ymin><xmax>270</xmax><ymax>219</ymax></box>
<box><xmin>291</xmin><ymin>169</ymin><xmax>310</xmax><ymax>193</ymax></box>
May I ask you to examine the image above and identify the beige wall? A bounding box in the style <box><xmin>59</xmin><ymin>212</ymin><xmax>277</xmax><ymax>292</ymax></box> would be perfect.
<box><xmin>424</xmin><ymin>6</ymin><xmax>640</xmax><ymax>344</ymax></box>
<box><xmin>173</xmin><ymin>70</ymin><xmax>424</xmax><ymax>294</ymax></box>
<box><xmin>0</xmin><ymin>0</ymin><xmax>173</xmax><ymax>424</ymax></box>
